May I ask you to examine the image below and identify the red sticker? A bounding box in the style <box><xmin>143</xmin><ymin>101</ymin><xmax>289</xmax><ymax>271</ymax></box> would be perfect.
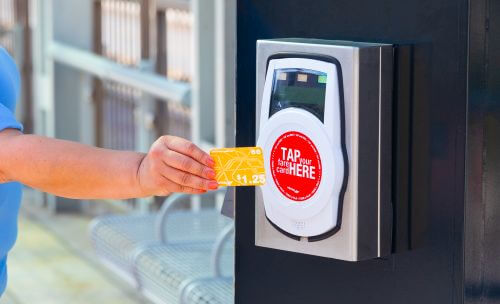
<box><xmin>270</xmin><ymin>131</ymin><xmax>322</xmax><ymax>201</ymax></box>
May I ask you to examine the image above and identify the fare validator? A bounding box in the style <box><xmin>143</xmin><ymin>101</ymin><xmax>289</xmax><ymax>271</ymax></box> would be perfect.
<box><xmin>255</xmin><ymin>39</ymin><xmax>393</xmax><ymax>261</ymax></box>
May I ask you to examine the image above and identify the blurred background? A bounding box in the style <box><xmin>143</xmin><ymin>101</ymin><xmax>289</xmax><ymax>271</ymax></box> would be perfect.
<box><xmin>0</xmin><ymin>0</ymin><xmax>235</xmax><ymax>303</ymax></box>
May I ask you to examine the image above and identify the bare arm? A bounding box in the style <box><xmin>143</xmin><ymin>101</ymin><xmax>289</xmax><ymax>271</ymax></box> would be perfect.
<box><xmin>0</xmin><ymin>129</ymin><xmax>218</xmax><ymax>199</ymax></box>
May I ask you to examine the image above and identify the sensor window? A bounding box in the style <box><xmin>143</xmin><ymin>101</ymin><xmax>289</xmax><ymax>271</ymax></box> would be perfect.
<box><xmin>269</xmin><ymin>68</ymin><xmax>326</xmax><ymax>122</ymax></box>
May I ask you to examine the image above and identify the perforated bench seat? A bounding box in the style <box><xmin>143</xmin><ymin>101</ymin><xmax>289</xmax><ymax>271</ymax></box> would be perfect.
<box><xmin>90</xmin><ymin>209</ymin><xmax>231</xmax><ymax>284</ymax></box>
<box><xmin>183</xmin><ymin>278</ymin><xmax>234</xmax><ymax>304</ymax></box>
<box><xmin>90</xmin><ymin>213</ymin><xmax>156</xmax><ymax>283</ymax></box>
<box><xmin>134</xmin><ymin>236</ymin><xmax>234</xmax><ymax>304</ymax></box>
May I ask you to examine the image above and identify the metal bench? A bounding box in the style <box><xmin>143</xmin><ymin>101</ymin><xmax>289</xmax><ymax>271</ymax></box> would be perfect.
<box><xmin>181</xmin><ymin>278</ymin><xmax>233</xmax><ymax>304</ymax></box>
<box><xmin>133</xmin><ymin>222</ymin><xmax>235</xmax><ymax>304</ymax></box>
<box><xmin>89</xmin><ymin>190</ymin><xmax>230</xmax><ymax>286</ymax></box>
<box><xmin>180</xmin><ymin>227</ymin><xmax>235</xmax><ymax>304</ymax></box>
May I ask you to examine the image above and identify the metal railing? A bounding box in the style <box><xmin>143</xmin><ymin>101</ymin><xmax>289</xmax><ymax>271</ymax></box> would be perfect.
<box><xmin>155</xmin><ymin>0</ymin><xmax>192</xmax><ymax>141</ymax></box>
<box><xmin>92</xmin><ymin>0</ymin><xmax>193</xmax><ymax>151</ymax></box>
<box><xmin>164</xmin><ymin>8</ymin><xmax>192</xmax><ymax>82</ymax></box>
<box><xmin>94</xmin><ymin>0</ymin><xmax>147</xmax><ymax>151</ymax></box>
<box><xmin>30</xmin><ymin>0</ymin><xmax>230</xmax><ymax>212</ymax></box>
<box><xmin>50</xmin><ymin>42</ymin><xmax>190</xmax><ymax>102</ymax></box>
<box><xmin>100</xmin><ymin>0</ymin><xmax>142</xmax><ymax>66</ymax></box>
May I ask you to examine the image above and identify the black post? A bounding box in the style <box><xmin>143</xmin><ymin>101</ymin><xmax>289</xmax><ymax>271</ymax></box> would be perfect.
<box><xmin>464</xmin><ymin>0</ymin><xmax>500</xmax><ymax>302</ymax></box>
<box><xmin>235</xmin><ymin>0</ymin><xmax>497</xmax><ymax>303</ymax></box>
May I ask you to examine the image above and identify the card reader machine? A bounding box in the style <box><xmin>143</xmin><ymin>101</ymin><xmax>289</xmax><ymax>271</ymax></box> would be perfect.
<box><xmin>257</xmin><ymin>55</ymin><xmax>347</xmax><ymax>239</ymax></box>
<box><xmin>255</xmin><ymin>39</ymin><xmax>393</xmax><ymax>261</ymax></box>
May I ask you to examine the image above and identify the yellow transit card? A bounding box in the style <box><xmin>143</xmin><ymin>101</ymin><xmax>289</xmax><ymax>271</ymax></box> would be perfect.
<box><xmin>210</xmin><ymin>147</ymin><xmax>266</xmax><ymax>187</ymax></box>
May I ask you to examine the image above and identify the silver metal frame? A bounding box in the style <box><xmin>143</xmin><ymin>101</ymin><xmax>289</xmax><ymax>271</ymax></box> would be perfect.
<box><xmin>255</xmin><ymin>38</ymin><xmax>393</xmax><ymax>261</ymax></box>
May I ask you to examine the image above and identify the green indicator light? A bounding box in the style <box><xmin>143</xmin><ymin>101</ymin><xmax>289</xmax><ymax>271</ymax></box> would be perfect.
<box><xmin>318</xmin><ymin>75</ymin><xmax>327</xmax><ymax>84</ymax></box>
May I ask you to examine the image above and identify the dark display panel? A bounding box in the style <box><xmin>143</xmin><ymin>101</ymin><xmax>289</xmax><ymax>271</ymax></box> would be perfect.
<box><xmin>269</xmin><ymin>68</ymin><xmax>326</xmax><ymax>122</ymax></box>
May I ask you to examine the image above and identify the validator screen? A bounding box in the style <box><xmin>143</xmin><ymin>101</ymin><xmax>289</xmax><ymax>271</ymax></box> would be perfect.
<box><xmin>269</xmin><ymin>68</ymin><xmax>327</xmax><ymax>122</ymax></box>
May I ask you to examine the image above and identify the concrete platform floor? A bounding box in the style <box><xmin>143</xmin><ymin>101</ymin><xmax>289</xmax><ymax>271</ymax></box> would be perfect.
<box><xmin>0</xmin><ymin>201</ymin><xmax>150</xmax><ymax>304</ymax></box>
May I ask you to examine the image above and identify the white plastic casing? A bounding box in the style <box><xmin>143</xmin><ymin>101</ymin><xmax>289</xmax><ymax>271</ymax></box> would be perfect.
<box><xmin>257</xmin><ymin>58</ymin><xmax>346</xmax><ymax>237</ymax></box>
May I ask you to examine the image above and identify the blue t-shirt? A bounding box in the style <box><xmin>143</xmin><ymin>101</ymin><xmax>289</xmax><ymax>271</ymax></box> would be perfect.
<box><xmin>0</xmin><ymin>47</ymin><xmax>23</xmax><ymax>297</ymax></box>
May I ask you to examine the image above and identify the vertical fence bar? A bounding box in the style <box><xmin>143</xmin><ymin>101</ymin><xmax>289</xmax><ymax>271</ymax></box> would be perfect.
<box><xmin>136</xmin><ymin>0</ymin><xmax>156</xmax><ymax>155</ymax></box>
<box><xmin>41</xmin><ymin>0</ymin><xmax>57</xmax><ymax>211</ymax></box>
<box><xmin>140</xmin><ymin>0</ymin><xmax>150</xmax><ymax>60</ymax></box>
<box><xmin>214</xmin><ymin>0</ymin><xmax>225</xmax><ymax>209</ymax></box>
<box><xmin>154</xmin><ymin>8</ymin><xmax>168</xmax><ymax>138</ymax></box>
<box><xmin>119</xmin><ymin>0</ymin><xmax>125</xmax><ymax>63</ymax></box>
<box><xmin>214</xmin><ymin>0</ymin><xmax>236</xmax><ymax>209</ymax></box>
<box><xmin>93</xmin><ymin>0</ymin><xmax>104</xmax><ymax>147</ymax></box>
<box><xmin>191</xmin><ymin>0</ymin><xmax>215</xmax><ymax>211</ymax></box>
<box><xmin>136</xmin><ymin>0</ymin><xmax>157</xmax><ymax>212</ymax></box>
<box><xmin>13</xmin><ymin>0</ymin><xmax>34</xmax><ymax>133</ymax></box>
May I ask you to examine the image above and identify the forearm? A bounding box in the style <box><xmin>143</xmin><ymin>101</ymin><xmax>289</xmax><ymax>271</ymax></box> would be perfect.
<box><xmin>0</xmin><ymin>131</ymin><xmax>147</xmax><ymax>199</ymax></box>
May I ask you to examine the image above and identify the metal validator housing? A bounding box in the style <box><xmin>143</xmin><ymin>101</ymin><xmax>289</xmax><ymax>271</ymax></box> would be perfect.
<box><xmin>255</xmin><ymin>38</ymin><xmax>393</xmax><ymax>261</ymax></box>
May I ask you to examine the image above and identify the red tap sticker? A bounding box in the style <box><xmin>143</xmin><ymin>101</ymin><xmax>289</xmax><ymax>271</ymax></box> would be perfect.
<box><xmin>270</xmin><ymin>131</ymin><xmax>322</xmax><ymax>201</ymax></box>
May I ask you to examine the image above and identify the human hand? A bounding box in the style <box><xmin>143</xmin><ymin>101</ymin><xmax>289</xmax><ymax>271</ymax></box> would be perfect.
<box><xmin>137</xmin><ymin>136</ymin><xmax>218</xmax><ymax>196</ymax></box>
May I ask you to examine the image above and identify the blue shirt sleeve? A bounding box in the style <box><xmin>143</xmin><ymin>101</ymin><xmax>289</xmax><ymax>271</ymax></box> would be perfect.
<box><xmin>0</xmin><ymin>47</ymin><xmax>22</xmax><ymax>132</ymax></box>
<box><xmin>0</xmin><ymin>103</ymin><xmax>22</xmax><ymax>132</ymax></box>
<box><xmin>0</xmin><ymin>47</ymin><xmax>23</xmax><ymax>299</ymax></box>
